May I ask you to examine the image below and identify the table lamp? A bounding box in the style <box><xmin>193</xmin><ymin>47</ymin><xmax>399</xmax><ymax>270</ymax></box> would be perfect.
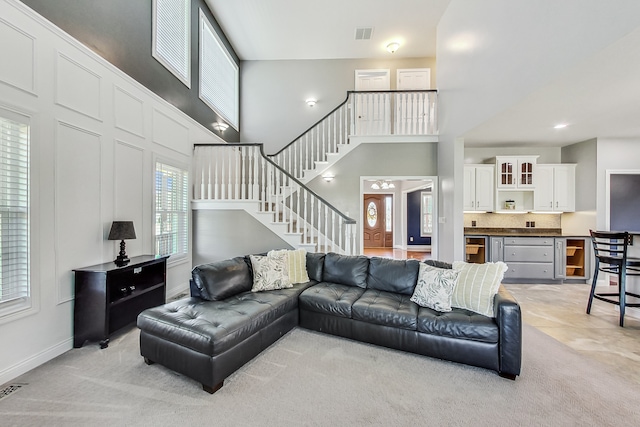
<box><xmin>108</xmin><ymin>221</ymin><xmax>136</xmax><ymax>266</ymax></box>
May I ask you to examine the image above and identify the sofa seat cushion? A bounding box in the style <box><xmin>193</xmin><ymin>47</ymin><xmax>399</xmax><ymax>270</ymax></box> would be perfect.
<box><xmin>417</xmin><ymin>307</ymin><xmax>499</xmax><ymax>343</ymax></box>
<box><xmin>352</xmin><ymin>289</ymin><xmax>419</xmax><ymax>330</ymax></box>
<box><xmin>299</xmin><ymin>282</ymin><xmax>366</xmax><ymax>318</ymax></box>
<box><xmin>137</xmin><ymin>283</ymin><xmax>312</xmax><ymax>357</ymax></box>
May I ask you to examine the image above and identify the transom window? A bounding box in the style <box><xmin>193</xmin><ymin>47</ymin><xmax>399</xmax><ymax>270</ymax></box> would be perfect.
<box><xmin>152</xmin><ymin>0</ymin><xmax>191</xmax><ymax>87</ymax></box>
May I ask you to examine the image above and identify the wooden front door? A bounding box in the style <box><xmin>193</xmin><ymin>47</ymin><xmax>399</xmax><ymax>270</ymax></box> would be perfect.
<box><xmin>363</xmin><ymin>194</ymin><xmax>392</xmax><ymax>248</ymax></box>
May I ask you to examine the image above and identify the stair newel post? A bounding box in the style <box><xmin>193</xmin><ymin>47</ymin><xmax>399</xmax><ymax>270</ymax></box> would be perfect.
<box><xmin>235</xmin><ymin>147</ymin><xmax>241</xmax><ymax>200</ymax></box>
<box><xmin>307</xmin><ymin>193</ymin><xmax>312</xmax><ymax>247</ymax></box>
<box><xmin>262</xmin><ymin>157</ymin><xmax>269</xmax><ymax>212</ymax></box>
<box><xmin>323</xmin><ymin>205</ymin><xmax>328</xmax><ymax>253</ymax></box>
<box><xmin>251</xmin><ymin>146</ymin><xmax>258</xmax><ymax>200</ymax></box>
<box><xmin>331</xmin><ymin>210</ymin><xmax>336</xmax><ymax>253</ymax></box>
<box><xmin>240</xmin><ymin>147</ymin><xmax>247</xmax><ymax>200</ymax></box>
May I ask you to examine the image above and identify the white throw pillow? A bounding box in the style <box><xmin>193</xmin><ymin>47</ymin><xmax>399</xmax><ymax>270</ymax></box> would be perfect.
<box><xmin>451</xmin><ymin>261</ymin><xmax>508</xmax><ymax>317</ymax></box>
<box><xmin>250</xmin><ymin>251</ymin><xmax>292</xmax><ymax>292</ymax></box>
<box><xmin>411</xmin><ymin>263</ymin><xmax>459</xmax><ymax>312</ymax></box>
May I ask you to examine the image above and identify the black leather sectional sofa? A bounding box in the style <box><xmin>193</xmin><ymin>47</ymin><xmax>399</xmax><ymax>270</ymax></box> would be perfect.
<box><xmin>137</xmin><ymin>252</ymin><xmax>522</xmax><ymax>394</ymax></box>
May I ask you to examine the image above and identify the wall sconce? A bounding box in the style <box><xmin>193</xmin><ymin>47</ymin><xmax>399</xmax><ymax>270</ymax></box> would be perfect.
<box><xmin>212</xmin><ymin>121</ymin><xmax>229</xmax><ymax>132</ymax></box>
<box><xmin>322</xmin><ymin>173</ymin><xmax>334</xmax><ymax>182</ymax></box>
<box><xmin>108</xmin><ymin>221</ymin><xmax>136</xmax><ymax>266</ymax></box>
<box><xmin>386</xmin><ymin>42</ymin><xmax>400</xmax><ymax>54</ymax></box>
<box><xmin>306</xmin><ymin>98</ymin><xmax>317</xmax><ymax>107</ymax></box>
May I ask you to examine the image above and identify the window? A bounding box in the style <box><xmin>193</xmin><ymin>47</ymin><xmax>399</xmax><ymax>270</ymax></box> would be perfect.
<box><xmin>0</xmin><ymin>113</ymin><xmax>30</xmax><ymax>316</ymax></box>
<box><xmin>155</xmin><ymin>161</ymin><xmax>189</xmax><ymax>259</ymax></box>
<box><xmin>152</xmin><ymin>0</ymin><xmax>191</xmax><ymax>87</ymax></box>
<box><xmin>420</xmin><ymin>191</ymin><xmax>433</xmax><ymax>237</ymax></box>
<box><xmin>199</xmin><ymin>9</ymin><xmax>239</xmax><ymax>129</ymax></box>
<box><xmin>385</xmin><ymin>195</ymin><xmax>392</xmax><ymax>232</ymax></box>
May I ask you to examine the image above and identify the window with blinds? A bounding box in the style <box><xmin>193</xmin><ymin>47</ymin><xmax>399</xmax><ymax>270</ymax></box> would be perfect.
<box><xmin>0</xmin><ymin>114</ymin><xmax>30</xmax><ymax>312</ymax></box>
<box><xmin>155</xmin><ymin>161</ymin><xmax>188</xmax><ymax>258</ymax></box>
<box><xmin>199</xmin><ymin>9</ymin><xmax>239</xmax><ymax>129</ymax></box>
<box><xmin>152</xmin><ymin>0</ymin><xmax>191</xmax><ymax>88</ymax></box>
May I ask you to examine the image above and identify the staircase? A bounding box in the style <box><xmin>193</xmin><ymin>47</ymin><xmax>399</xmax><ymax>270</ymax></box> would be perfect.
<box><xmin>192</xmin><ymin>90</ymin><xmax>438</xmax><ymax>254</ymax></box>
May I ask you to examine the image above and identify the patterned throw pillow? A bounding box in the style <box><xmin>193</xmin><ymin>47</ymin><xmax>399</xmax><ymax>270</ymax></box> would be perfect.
<box><xmin>410</xmin><ymin>263</ymin><xmax>459</xmax><ymax>312</ymax></box>
<box><xmin>286</xmin><ymin>249</ymin><xmax>310</xmax><ymax>284</ymax></box>
<box><xmin>451</xmin><ymin>261</ymin><xmax>508</xmax><ymax>317</ymax></box>
<box><xmin>250</xmin><ymin>251</ymin><xmax>292</xmax><ymax>292</ymax></box>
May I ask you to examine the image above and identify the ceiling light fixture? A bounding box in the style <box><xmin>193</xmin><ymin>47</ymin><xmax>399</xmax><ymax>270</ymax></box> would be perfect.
<box><xmin>306</xmin><ymin>98</ymin><xmax>317</xmax><ymax>107</ymax></box>
<box><xmin>371</xmin><ymin>180</ymin><xmax>395</xmax><ymax>190</ymax></box>
<box><xmin>386</xmin><ymin>42</ymin><xmax>400</xmax><ymax>54</ymax></box>
<box><xmin>212</xmin><ymin>121</ymin><xmax>229</xmax><ymax>132</ymax></box>
<box><xmin>554</xmin><ymin>123</ymin><xmax>568</xmax><ymax>129</ymax></box>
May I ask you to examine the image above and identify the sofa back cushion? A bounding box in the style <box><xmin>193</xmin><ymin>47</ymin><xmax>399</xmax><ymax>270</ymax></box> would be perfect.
<box><xmin>191</xmin><ymin>256</ymin><xmax>252</xmax><ymax>301</ymax></box>
<box><xmin>306</xmin><ymin>252</ymin><xmax>325</xmax><ymax>282</ymax></box>
<box><xmin>367</xmin><ymin>257</ymin><xmax>420</xmax><ymax>295</ymax></box>
<box><xmin>323</xmin><ymin>253</ymin><xmax>369</xmax><ymax>288</ymax></box>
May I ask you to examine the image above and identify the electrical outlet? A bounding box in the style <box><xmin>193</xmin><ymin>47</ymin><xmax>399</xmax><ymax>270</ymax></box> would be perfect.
<box><xmin>531</xmin><ymin>221</ymin><xmax>535</xmax><ymax>228</ymax></box>
<box><xmin>439</xmin><ymin>217</ymin><xmax>446</xmax><ymax>224</ymax></box>
<box><xmin>471</xmin><ymin>220</ymin><xmax>477</xmax><ymax>227</ymax></box>
<box><xmin>410</xmin><ymin>236</ymin><xmax>414</xmax><ymax>242</ymax></box>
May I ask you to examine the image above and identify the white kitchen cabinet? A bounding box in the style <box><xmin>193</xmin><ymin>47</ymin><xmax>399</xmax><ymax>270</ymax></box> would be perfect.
<box><xmin>463</xmin><ymin>165</ymin><xmax>494</xmax><ymax>211</ymax></box>
<box><xmin>533</xmin><ymin>164</ymin><xmax>576</xmax><ymax>212</ymax></box>
<box><xmin>495</xmin><ymin>156</ymin><xmax>538</xmax><ymax>189</ymax></box>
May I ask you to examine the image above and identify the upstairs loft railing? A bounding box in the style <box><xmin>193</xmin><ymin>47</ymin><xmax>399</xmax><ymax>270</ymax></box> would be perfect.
<box><xmin>270</xmin><ymin>90</ymin><xmax>438</xmax><ymax>180</ymax></box>
<box><xmin>193</xmin><ymin>143</ymin><xmax>357</xmax><ymax>254</ymax></box>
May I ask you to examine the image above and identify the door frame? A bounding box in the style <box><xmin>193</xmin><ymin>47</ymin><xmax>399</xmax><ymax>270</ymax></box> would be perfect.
<box><xmin>359</xmin><ymin>176</ymin><xmax>438</xmax><ymax>258</ymax></box>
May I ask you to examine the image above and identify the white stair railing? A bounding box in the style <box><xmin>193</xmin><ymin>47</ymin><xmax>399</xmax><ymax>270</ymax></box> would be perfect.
<box><xmin>193</xmin><ymin>144</ymin><xmax>356</xmax><ymax>254</ymax></box>
<box><xmin>270</xmin><ymin>90</ymin><xmax>437</xmax><ymax>179</ymax></box>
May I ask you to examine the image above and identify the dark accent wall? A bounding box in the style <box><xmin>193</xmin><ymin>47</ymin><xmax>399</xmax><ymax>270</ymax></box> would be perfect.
<box><xmin>20</xmin><ymin>0</ymin><xmax>240</xmax><ymax>141</ymax></box>
<box><xmin>407</xmin><ymin>189</ymin><xmax>431</xmax><ymax>246</ymax></box>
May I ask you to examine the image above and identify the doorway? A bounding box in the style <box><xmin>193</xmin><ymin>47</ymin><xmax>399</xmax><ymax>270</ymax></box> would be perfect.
<box><xmin>354</xmin><ymin>69</ymin><xmax>391</xmax><ymax>135</ymax></box>
<box><xmin>363</xmin><ymin>194</ymin><xmax>393</xmax><ymax>248</ymax></box>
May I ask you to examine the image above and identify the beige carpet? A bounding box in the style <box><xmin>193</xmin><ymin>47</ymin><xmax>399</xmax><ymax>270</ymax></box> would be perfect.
<box><xmin>1</xmin><ymin>324</ymin><xmax>639</xmax><ymax>426</ymax></box>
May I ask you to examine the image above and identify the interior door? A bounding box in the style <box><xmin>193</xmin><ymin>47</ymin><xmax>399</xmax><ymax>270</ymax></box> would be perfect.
<box><xmin>396</xmin><ymin>69</ymin><xmax>431</xmax><ymax>134</ymax></box>
<box><xmin>354</xmin><ymin>70</ymin><xmax>391</xmax><ymax>135</ymax></box>
<box><xmin>363</xmin><ymin>194</ymin><xmax>392</xmax><ymax>248</ymax></box>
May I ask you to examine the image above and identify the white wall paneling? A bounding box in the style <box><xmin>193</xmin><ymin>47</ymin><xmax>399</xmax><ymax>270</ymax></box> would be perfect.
<box><xmin>114</xmin><ymin>85</ymin><xmax>145</xmax><ymax>137</ymax></box>
<box><xmin>152</xmin><ymin>108</ymin><xmax>189</xmax><ymax>153</ymax></box>
<box><xmin>0</xmin><ymin>17</ymin><xmax>36</xmax><ymax>94</ymax></box>
<box><xmin>114</xmin><ymin>140</ymin><xmax>145</xmax><ymax>259</ymax></box>
<box><xmin>0</xmin><ymin>0</ymin><xmax>218</xmax><ymax>385</ymax></box>
<box><xmin>55</xmin><ymin>121</ymin><xmax>103</xmax><ymax>304</ymax></box>
<box><xmin>55</xmin><ymin>52</ymin><xmax>102</xmax><ymax>121</ymax></box>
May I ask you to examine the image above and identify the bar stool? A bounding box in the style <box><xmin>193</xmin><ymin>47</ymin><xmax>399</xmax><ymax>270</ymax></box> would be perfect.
<box><xmin>587</xmin><ymin>230</ymin><xmax>640</xmax><ymax>326</ymax></box>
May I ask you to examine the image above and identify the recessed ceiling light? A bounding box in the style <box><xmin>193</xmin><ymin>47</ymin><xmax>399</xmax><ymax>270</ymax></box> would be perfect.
<box><xmin>554</xmin><ymin>123</ymin><xmax>568</xmax><ymax>129</ymax></box>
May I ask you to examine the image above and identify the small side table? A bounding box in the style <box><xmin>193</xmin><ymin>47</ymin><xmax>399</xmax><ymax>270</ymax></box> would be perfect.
<box><xmin>73</xmin><ymin>255</ymin><xmax>169</xmax><ymax>348</ymax></box>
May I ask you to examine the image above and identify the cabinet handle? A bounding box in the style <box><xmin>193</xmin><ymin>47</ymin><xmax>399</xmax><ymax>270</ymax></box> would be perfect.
<box><xmin>556</xmin><ymin>201</ymin><xmax>558</xmax><ymax>208</ymax></box>
<box><xmin>550</xmin><ymin>202</ymin><xmax>553</xmax><ymax>207</ymax></box>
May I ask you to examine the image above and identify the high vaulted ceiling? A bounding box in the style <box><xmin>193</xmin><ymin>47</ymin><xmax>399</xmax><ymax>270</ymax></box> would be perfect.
<box><xmin>204</xmin><ymin>0</ymin><xmax>450</xmax><ymax>60</ymax></box>
<box><xmin>205</xmin><ymin>0</ymin><xmax>640</xmax><ymax>148</ymax></box>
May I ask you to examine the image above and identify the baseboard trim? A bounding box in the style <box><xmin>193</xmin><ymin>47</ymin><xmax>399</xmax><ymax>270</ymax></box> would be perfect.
<box><xmin>0</xmin><ymin>338</ymin><xmax>72</xmax><ymax>387</ymax></box>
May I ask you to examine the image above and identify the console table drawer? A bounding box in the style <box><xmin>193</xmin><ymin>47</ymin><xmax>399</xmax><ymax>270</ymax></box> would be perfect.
<box><xmin>504</xmin><ymin>237</ymin><xmax>554</xmax><ymax>246</ymax></box>
<box><xmin>504</xmin><ymin>262</ymin><xmax>555</xmax><ymax>279</ymax></box>
<box><xmin>504</xmin><ymin>246</ymin><xmax>553</xmax><ymax>262</ymax></box>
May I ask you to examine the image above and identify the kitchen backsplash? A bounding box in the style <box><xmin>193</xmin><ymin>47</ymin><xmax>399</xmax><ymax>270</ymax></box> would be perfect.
<box><xmin>463</xmin><ymin>213</ymin><xmax>561</xmax><ymax>229</ymax></box>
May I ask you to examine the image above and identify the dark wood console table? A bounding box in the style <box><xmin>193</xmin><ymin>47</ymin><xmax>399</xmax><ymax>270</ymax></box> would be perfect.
<box><xmin>73</xmin><ymin>255</ymin><xmax>169</xmax><ymax>349</ymax></box>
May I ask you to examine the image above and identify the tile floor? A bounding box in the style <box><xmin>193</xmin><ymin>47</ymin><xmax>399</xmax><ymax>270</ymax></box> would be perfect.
<box><xmin>506</xmin><ymin>283</ymin><xmax>640</xmax><ymax>385</ymax></box>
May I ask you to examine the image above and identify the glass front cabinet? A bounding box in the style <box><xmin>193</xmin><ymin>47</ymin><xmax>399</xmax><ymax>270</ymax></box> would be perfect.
<box><xmin>495</xmin><ymin>156</ymin><xmax>538</xmax><ymax>189</ymax></box>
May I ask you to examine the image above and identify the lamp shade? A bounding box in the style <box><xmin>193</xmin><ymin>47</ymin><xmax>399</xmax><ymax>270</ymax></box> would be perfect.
<box><xmin>108</xmin><ymin>221</ymin><xmax>136</xmax><ymax>241</ymax></box>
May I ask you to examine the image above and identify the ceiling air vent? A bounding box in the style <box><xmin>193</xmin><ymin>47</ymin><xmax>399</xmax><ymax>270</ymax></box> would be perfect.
<box><xmin>355</xmin><ymin>27</ymin><xmax>374</xmax><ymax>40</ymax></box>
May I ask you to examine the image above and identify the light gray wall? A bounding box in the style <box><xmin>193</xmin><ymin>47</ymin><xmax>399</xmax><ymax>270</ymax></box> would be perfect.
<box><xmin>562</xmin><ymin>139</ymin><xmax>597</xmax><ymax>212</ymax></box>
<box><xmin>193</xmin><ymin>210</ymin><xmax>293</xmax><ymax>265</ymax></box>
<box><xmin>240</xmin><ymin>57</ymin><xmax>436</xmax><ymax>153</ymax></box>
<box><xmin>305</xmin><ymin>142</ymin><xmax>438</xmax><ymax>251</ymax></box>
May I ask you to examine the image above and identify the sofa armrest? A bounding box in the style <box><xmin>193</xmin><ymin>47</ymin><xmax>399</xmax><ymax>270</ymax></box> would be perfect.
<box><xmin>493</xmin><ymin>285</ymin><xmax>522</xmax><ymax>378</ymax></box>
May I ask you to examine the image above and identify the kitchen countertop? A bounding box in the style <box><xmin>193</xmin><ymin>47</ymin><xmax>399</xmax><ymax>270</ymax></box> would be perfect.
<box><xmin>464</xmin><ymin>228</ymin><xmax>588</xmax><ymax>237</ymax></box>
